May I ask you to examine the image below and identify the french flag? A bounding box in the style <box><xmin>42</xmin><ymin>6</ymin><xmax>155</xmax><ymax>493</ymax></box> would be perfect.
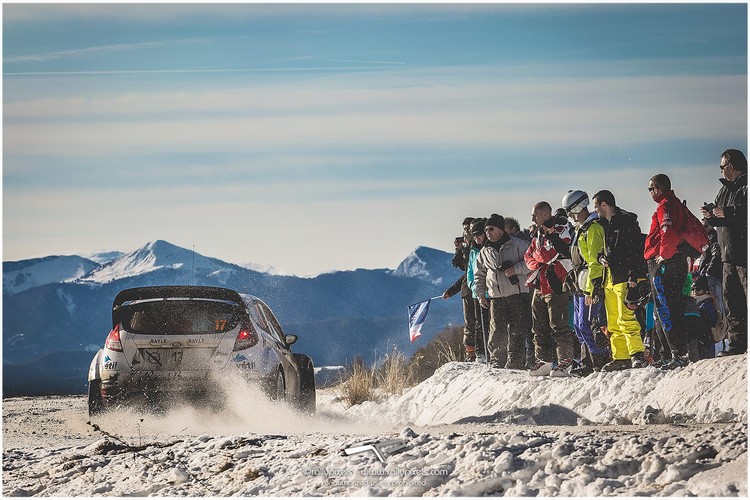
<box><xmin>408</xmin><ymin>299</ymin><xmax>432</xmax><ymax>342</ymax></box>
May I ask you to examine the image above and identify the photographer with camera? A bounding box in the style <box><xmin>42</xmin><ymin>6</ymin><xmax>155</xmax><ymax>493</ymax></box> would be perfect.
<box><xmin>523</xmin><ymin>202</ymin><xmax>577</xmax><ymax>377</ymax></box>
<box><xmin>701</xmin><ymin>149</ymin><xmax>747</xmax><ymax>356</ymax></box>
<box><xmin>442</xmin><ymin>217</ymin><xmax>480</xmax><ymax>361</ymax></box>
<box><xmin>473</xmin><ymin>213</ymin><xmax>531</xmax><ymax>369</ymax></box>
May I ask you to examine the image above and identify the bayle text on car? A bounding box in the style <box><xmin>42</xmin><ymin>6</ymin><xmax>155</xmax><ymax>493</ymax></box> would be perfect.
<box><xmin>87</xmin><ymin>286</ymin><xmax>316</xmax><ymax>416</ymax></box>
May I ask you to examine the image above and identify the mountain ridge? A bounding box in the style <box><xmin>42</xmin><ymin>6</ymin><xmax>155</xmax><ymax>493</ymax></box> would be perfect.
<box><xmin>3</xmin><ymin>239</ymin><xmax>464</xmax><ymax>396</ymax></box>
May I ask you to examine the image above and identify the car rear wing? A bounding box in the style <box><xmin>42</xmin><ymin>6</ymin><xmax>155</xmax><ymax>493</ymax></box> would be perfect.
<box><xmin>112</xmin><ymin>286</ymin><xmax>245</xmax><ymax>328</ymax></box>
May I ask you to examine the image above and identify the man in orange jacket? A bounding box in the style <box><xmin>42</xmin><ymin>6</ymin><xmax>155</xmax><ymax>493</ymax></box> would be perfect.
<box><xmin>644</xmin><ymin>173</ymin><xmax>690</xmax><ymax>370</ymax></box>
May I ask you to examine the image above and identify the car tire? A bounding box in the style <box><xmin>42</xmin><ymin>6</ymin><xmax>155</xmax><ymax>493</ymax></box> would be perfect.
<box><xmin>273</xmin><ymin>369</ymin><xmax>286</xmax><ymax>401</ymax></box>
<box><xmin>293</xmin><ymin>354</ymin><xmax>316</xmax><ymax>415</ymax></box>
<box><xmin>88</xmin><ymin>379</ymin><xmax>104</xmax><ymax>416</ymax></box>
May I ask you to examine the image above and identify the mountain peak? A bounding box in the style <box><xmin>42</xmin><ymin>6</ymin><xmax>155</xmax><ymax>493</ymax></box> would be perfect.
<box><xmin>393</xmin><ymin>246</ymin><xmax>458</xmax><ymax>285</ymax></box>
<box><xmin>78</xmin><ymin>240</ymin><xmax>217</xmax><ymax>284</ymax></box>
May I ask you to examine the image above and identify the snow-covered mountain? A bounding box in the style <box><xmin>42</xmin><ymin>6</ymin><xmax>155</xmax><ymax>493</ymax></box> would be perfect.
<box><xmin>3</xmin><ymin>255</ymin><xmax>99</xmax><ymax>295</ymax></box>
<box><xmin>3</xmin><ymin>240</ymin><xmax>463</xmax><ymax>396</ymax></box>
<box><xmin>80</xmin><ymin>250</ymin><xmax>125</xmax><ymax>266</ymax></box>
<box><xmin>79</xmin><ymin>240</ymin><xmax>242</xmax><ymax>284</ymax></box>
<box><xmin>393</xmin><ymin>246</ymin><xmax>460</xmax><ymax>286</ymax></box>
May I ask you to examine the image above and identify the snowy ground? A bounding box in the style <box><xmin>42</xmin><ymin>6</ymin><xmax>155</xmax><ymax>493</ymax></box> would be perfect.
<box><xmin>3</xmin><ymin>355</ymin><xmax>747</xmax><ymax>496</ymax></box>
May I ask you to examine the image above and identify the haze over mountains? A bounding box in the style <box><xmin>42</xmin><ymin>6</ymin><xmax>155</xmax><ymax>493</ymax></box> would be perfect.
<box><xmin>3</xmin><ymin>240</ymin><xmax>463</xmax><ymax>395</ymax></box>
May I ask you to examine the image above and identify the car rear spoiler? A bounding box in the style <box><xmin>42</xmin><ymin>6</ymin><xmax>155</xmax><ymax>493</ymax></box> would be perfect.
<box><xmin>112</xmin><ymin>286</ymin><xmax>245</xmax><ymax>328</ymax></box>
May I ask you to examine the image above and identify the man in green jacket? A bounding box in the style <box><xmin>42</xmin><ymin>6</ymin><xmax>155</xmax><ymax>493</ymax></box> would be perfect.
<box><xmin>562</xmin><ymin>190</ymin><xmax>612</xmax><ymax>375</ymax></box>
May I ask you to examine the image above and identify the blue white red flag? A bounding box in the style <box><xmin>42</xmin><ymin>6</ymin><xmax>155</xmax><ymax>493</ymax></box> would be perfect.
<box><xmin>408</xmin><ymin>298</ymin><xmax>432</xmax><ymax>342</ymax></box>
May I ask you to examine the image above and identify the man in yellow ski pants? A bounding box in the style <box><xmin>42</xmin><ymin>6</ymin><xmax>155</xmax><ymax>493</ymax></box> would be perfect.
<box><xmin>593</xmin><ymin>190</ymin><xmax>649</xmax><ymax>371</ymax></box>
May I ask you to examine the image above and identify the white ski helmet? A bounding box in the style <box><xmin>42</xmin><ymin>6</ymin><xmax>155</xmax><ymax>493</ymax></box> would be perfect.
<box><xmin>562</xmin><ymin>190</ymin><xmax>589</xmax><ymax>214</ymax></box>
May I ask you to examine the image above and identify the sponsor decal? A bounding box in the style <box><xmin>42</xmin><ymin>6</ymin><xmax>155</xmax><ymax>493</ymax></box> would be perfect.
<box><xmin>149</xmin><ymin>338</ymin><xmax>168</xmax><ymax>345</ymax></box>
<box><xmin>232</xmin><ymin>354</ymin><xmax>248</xmax><ymax>363</ymax></box>
<box><xmin>653</xmin><ymin>275</ymin><xmax>673</xmax><ymax>332</ymax></box>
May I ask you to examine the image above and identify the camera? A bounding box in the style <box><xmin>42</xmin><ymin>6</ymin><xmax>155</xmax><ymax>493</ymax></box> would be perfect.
<box><xmin>500</xmin><ymin>261</ymin><xmax>519</xmax><ymax>285</ymax></box>
<box><xmin>702</xmin><ymin>202</ymin><xmax>716</xmax><ymax>212</ymax></box>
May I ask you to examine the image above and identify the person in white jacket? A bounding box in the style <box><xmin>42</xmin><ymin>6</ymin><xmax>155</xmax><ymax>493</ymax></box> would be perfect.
<box><xmin>474</xmin><ymin>214</ymin><xmax>532</xmax><ymax>369</ymax></box>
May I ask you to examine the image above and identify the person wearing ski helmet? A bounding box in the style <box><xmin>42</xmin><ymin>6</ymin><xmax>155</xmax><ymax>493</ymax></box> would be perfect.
<box><xmin>592</xmin><ymin>190</ymin><xmax>649</xmax><ymax>371</ymax></box>
<box><xmin>561</xmin><ymin>189</ymin><xmax>612</xmax><ymax>375</ymax></box>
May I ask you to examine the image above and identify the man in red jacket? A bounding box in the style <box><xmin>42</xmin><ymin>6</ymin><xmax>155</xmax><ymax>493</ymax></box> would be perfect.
<box><xmin>524</xmin><ymin>201</ymin><xmax>577</xmax><ymax>376</ymax></box>
<box><xmin>644</xmin><ymin>173</ymin><xmax>690</xmax><ymax>370</ymax></box>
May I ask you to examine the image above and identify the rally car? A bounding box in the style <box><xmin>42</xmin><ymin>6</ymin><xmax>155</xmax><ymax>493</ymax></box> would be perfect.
<box><xmin>87</xmin><ymin>286</ymin><xmax>316</xmax><ymax>416</ymax></box>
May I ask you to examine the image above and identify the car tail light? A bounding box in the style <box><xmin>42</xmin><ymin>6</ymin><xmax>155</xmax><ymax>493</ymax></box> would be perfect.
<box><xmin>233</xmin><ymin>322</ymin><xmax>258</xmax><ymax>351</ymax></box>
<box><xmin>105</xmin><ymin>324</ymin><xmax>123</xmax><ymax>352</ymax></box>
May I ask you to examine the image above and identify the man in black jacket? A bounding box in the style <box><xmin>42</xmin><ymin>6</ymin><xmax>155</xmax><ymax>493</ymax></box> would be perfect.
<box><xmin>592</xmin><ymin>190</ymin><xmax>649</xmax><ymax>371</ymax></box>
<box><xmin>443</xmin><ymin>217</ymin><xmax>479</xmax><ymax>360</ymax></box>
<box><xmin>701</xmin><ymin>149</ymin><xmax>747</xmax><ymax>355</ymax></box>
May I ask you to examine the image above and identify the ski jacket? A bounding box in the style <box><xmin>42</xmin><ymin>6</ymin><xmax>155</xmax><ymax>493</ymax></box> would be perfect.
<box><xmin>604</xmin><ymin>207</ymin><xmax>647</xmax><ymax>285</ymax></box>
<box><xmin>443</xmin><ymin>275</ymin><xmax>467</xmax><ymax>299</ymax></box>
<box><xmin>706</xmin><ymin>173</ymin><xmax>747</xmax><ymax>266</ymax></box>
<box><xmin>449</xmin><ymin>245</ymin><xmax>472</xmax><ymax>297</ymax></box>
<box><xmin>475</xmin><ymin>235</ymin><xmax>531</xmax><ymax>299</ymax></box>
<box><xmin>644</xmin><ymin>190</ymin><xmax>685</xmax><ymax>261</ymax></box>
<box><xmin>467</xmin><ymin>244</ymin><xmax>485</xmax><ymax>299</ymax></box>
<box><xmin>571</xmin><ymin>213</ymin><xmax>606</xmax><ymax>295</ymax></box>
<box><xmin>697</xmin><ymin>229</ymin><xmax>722</xmax><ymax>280</ymax></box>
<box><xmin>524</xmin><ymin>217</ymin><xmax>573</xmax><ymax>295</ymax></box>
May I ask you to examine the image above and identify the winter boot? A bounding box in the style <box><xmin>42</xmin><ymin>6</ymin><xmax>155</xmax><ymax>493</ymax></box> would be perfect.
<box><xmin>600</xmin><ymin>358</ymin><xmax>631</xmax><ymax>372</ymax></box>
<box><xmin>549</xmin><ymin>358</ymin><xmax>574</xmax><ymax>377</ymax></box>
<box><xmin>591</xmin><ymin>353</ymin><xmax>611</xmax><ymax>372</ymax></box>
<box><xmin>570</xmin><ymin>362</ymin><xmax>594</xmax><ymax>377</ymax></box>
<box><xmin>528</xmin><ymin>359</ymin><xmax>554</xmax><ymax>377</ymax></box>
<box><xmin>630</xmin><ymin>351</ymin><xmax>648</xmax><ymax>369</ymax></box>
<box><xmin>660</xmin><ymin>355</ymin><xmax>690</xmax><ymax>371</ymax></box>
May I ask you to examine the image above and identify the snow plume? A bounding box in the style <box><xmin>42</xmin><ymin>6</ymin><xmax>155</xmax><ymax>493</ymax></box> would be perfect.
<box><xmin>92</xmin><ymin>370</ymin><xmax>384</xmax><ymax>438</ymax></box>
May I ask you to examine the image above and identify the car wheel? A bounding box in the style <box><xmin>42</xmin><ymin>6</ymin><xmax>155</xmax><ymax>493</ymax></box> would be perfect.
<box><xmin>273</xmin><ymin>369</ymin><xmax>286</xmax><ymax>401</ymax></box>
<box><xmin>88</xmin><ymin>379</ymin><xmax>104</xmax><ymax>416</ymax></box>
<box><xmin>293</xmin><ymin>354</ymin><xmax>316</xmax><ymax>415</ymax></box>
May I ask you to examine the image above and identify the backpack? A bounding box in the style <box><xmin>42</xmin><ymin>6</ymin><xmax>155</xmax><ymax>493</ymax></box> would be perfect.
<box><xmin>677</xmin><ymin>200</ymin><xmax>710</xmax><ymax>259</ymax></box>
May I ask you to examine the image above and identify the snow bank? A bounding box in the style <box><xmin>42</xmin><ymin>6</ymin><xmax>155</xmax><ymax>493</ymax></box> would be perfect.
<box><xmin>349</xmin><ymin>355</ymin><xmax>747</xmax><ymax>427</ymax></box>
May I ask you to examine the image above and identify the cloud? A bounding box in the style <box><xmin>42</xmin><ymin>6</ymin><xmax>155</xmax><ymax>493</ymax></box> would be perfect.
<box><xmin>4</xmin><ymin>38</ymin><xmax>212</xmax><ymax>64</ymax></box>
<box><xmin>4</xmin><ymin>71</ymin><xmax>746</xmax><ymax>157</ymax></box>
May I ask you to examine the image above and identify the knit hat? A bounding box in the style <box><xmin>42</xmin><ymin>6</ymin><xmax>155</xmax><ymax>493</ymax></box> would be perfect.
<box><xmin>692</xmin><ymin>275</ymin><xmax>709</xmax><ymax>292</ymax></box>
<box><xmin>485</xmin><ymin>213</ymin><xmax>505</xmax><ymax>230</ymax></box>
<box><xmin>462</xmin><ymin>216</ymin><xmax>476</xmax><ymax>226</ymax></box>
<box><xmin>470</xmin><ymin>218</ymin><xmax>487</xmax><ymax>235</ymax></box>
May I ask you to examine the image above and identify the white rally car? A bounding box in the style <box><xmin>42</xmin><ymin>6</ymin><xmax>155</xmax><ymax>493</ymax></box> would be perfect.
<box><xmin>87</xmin><ymin>286</ymin><xmax>315</xmax><ymax>416</ymax></box>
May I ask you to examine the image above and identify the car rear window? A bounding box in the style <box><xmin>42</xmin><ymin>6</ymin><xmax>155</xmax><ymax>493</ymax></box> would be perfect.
<box><xmin>120</xmin><ymin>300</ymin><xmax>241</xmax><ymax>335</ymax></box>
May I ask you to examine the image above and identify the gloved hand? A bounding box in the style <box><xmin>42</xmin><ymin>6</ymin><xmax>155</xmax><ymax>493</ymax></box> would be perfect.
<box><xmin>591</xmin><ymin>277</ymin><xmax>605</xmax><ymax>304</ymax></box>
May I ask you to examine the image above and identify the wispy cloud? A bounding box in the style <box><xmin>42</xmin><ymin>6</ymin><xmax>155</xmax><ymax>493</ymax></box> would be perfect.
<box><xmin>4</xmin><ymin>38</ymin><xmax>212</xmax><ymax>64</ymax></box>
<box><xmin>4</xmin><ymin>71</ymin><xmax>746</xmax><ymax>156</ymax></box>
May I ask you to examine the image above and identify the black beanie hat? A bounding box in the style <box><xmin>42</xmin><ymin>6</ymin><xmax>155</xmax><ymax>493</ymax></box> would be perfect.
<box><xmin>485</xmin><ymin>213</ymin><xmax>505</xmax><ymax>230</ymax></box>
<box><xmin>470</xmin><ymin>218</ymin><xmax>487</xmax><ymax>235</ymax></box>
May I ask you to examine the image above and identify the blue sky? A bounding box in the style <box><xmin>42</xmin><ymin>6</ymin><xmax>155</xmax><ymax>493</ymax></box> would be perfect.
<box><xmin>3</xmin><ymin>4</ymin><xmax>748</xmax><ymax>276</ymax></box>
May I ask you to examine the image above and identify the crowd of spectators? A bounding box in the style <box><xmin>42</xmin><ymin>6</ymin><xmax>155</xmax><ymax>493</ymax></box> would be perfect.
<box><xmin>442</xmin><ymin>148</ymin><xmax>747</xmax><ymax>376</ymax></box>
